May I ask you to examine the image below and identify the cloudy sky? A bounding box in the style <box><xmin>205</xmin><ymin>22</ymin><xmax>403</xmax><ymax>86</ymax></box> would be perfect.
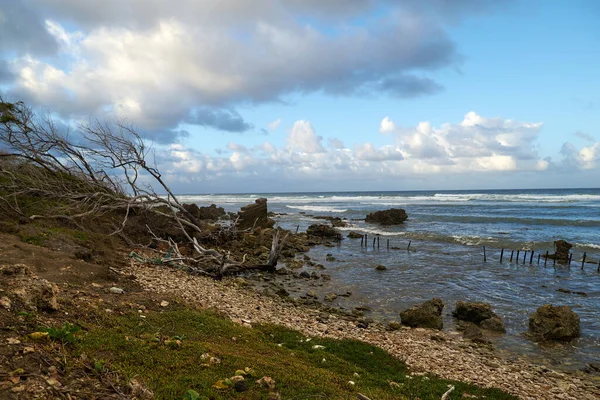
<box><xmin>1</xmin><ymin>0</ymin><xmax>599</xmax><ymax>193</ymax></box>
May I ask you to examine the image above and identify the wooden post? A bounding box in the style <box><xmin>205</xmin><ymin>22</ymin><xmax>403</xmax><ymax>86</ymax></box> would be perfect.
<box><xmin>361</xmin><ymin>235</ymin><xmax>364</xmax><ymax>247</ymax></box>
<box><xmin>500</xmin><ymin>248</ymin><xmax>504</xmax><ymax>263</ymax></box>
<box><xmin>387</xmin><ymin>239</ymin><xmax>389</xmax><ymax>250</ymax></box>
<box><xmin>581</xmin><ymin>252</ymin><xmax>586</xmax><ymax>270</ymax></box>
<box><xmin>365</xmin><ymin>234</ymin><xmax>368</xmax><ymax>248</ymax></box>
<box><xmin>510</xmin><ymin>250</ymin><xmax>514</xmax><ymax>262</ymax></box>
<box><xmin>407</xmin><ymin>241</ymin><xmax>411</xmax><ymax>251</ymax></box>
<box><xmin>516</xmin><ymin>250</ymin><xmax>520</xmax><ymax>263</ymax></box>
<box><xmin>377</xmin><ymin>236</ymin><xmax>380</xmax><ymax>249</ymax></box>
<box><xmin>544</xmin><ymin>251</ymin><xmax>548</xmax><ymax>267</ymax></box>
<box><xmin>522</xmin><ymin>250</ymin><xmax>527</xmax><ymax>264</ymax></box>
<box><xmin>296</xmin><ymin>225</ymin><xmax>300</xmax><ymax>234</ymax></box>
<box><xmin>529</xmin><ymin>250</ymin><xmax>534</xmax><ymax>265</ymax></box>
<box><xmin>372</xmin><ymin>237</ymin><xmax>376</xmax><ymax>248</ymax></box>
<box><xmin>598</xmin><ymin>259</ymin><xmax>600</xmax><ymax>272</ymax></box>
<box><xmin>537</xmin><ymin>254</ymin><xmax>541</xmax><ymax>265</ymax></box>
<box><xmin>568</xmin><ymin>252</ymin><xmax>573</xmax><ymax>267</ymax></box>
<box><xmin>553</xmin><ymin>255</ymin><xmax>556</xmax><ymax>268</ymax></box>
<box><xmin>483</xmin><ymin>246</ymin><xmax>487</xmax><ymax>262</ymax></box>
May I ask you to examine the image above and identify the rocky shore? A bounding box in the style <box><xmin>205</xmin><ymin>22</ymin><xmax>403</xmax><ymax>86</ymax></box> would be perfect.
<box><xmin>124</xmin><ymin>262</ymin><xmax>600</xmax><ymax>400</ymax></box>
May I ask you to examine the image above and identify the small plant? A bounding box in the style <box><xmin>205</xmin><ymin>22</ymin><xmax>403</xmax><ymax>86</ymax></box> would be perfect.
<box><xmin>182</xmin><ymin>389</ymin><xmax>208</xmax><ymax>400</ymax></box>
<box><xmin>40</xmin><ymin>322</ymin><xmax>81</xmax><ymax>344</ymax></box>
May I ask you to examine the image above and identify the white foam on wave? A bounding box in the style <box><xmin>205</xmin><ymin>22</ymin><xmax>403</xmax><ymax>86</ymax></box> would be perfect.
<box><xmin>576</xmin><ymin>243</ymin><xmax>600</xmax><ymax>249</ymax></box>
<box><xmin>337</xmin><ymin>226</ymin><xmax>404</xmax><ymax>237</ymax></box>
<box><xmin>286</xmin><ymin>205</ymin><xmax>348</xmax><ymax>213</ymax></box>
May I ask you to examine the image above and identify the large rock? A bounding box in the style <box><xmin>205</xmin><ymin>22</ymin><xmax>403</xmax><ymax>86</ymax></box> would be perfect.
<box><xmin>237</xmin><ymin>198</ymin><xmax>275</xmax><ymax>230</ymax></box>
<box><xmin>453</xmin><ymin>301</ymin><xmax>506</xmax><ymax>332</ymax></box>
<box><xmin>400</xmin><ymin>298</ymin><xmax>444</xmax><ymax>330</ymax></box>
<box><xmin>183</xmin><ymin>203</ymin><xmax>226</xmax><ymax>221</ymax></box>
<box><xmin>527</xmin><ymin>304</ymin><xmax>580</xmax><ymax>341</ymax></box>
<box><xmin>306</xmin><ymin>224</ymin><xmax>342</xmax><ymax>241</ymax></box>
<box><xmin>1</xmin><ymin>264</ymin><xmax>60</xmax><ymax>311</ymax></box>
<box><xmin>552</xmin><ymin>239</ymin><xmax>572</xmax><ymax>262</ymax></box>
<box><xmin>365</xmin><ymin>209</ymin><xmax>408</xmax><ymax>225</ymax></box>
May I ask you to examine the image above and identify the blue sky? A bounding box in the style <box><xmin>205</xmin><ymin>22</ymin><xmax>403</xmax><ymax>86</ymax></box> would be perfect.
<box><xmin>1</xmin><ymin>0</ymin><xmax>599</xmax><ymax>193</ymax></box>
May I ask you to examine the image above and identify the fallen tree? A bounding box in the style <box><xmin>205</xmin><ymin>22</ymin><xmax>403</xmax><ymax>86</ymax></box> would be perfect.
<box><xmin>0</xmin><ymin>99</ymin><xmax>286</xmax><ymax>276</ymax></box>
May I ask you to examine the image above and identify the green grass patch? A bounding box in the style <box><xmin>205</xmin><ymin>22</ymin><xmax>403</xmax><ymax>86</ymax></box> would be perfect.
<box><xmin>73</xmin><ymin>308</ymin><xmax>518</xmax><ymax>400</ymax></box>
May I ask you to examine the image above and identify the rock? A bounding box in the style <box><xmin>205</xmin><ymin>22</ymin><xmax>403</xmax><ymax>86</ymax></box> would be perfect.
<box><xmin>306</xmin><ymin>224</ymin><xmax>341</xmax><ymax>241</ymax></box>
<box><xmin>365</xmin><ymin>208</ymin><xmax>408</xmax><ymax>225</ymax></box>
<box><xmin>0</xmin><ymin>264</ymin><xmax>32</xmax><ymax>276</ymax></box>
<box><xmin>236</xmin><ymin>198</ymin><xmax>275</xmax><ymax>230</ymax></box>
<box><xmin>453</xmin><ymin>301</ymin><xmax>506</xmax><ymax>332</ymax></box>
<box><xmin>109</xmin><ymin>287</ymin><xmax>125</xmax><ymax>294</ymax></box>
<box><xmin>314</xmin><ymin>216</ymin><xmax>347</xmax><ymax>227</ymax></box>
<box><xmin>325</xmin><ymin>254</ymin><xmax>336</xmax><ymax>262</ymax></box>
<box><xmin>233</xmin><ymin>380</ymin><xmax>248</xmax><ymax>392</ymax></box>
<box><xmin>183</xmin><ymin>203</ymin><xmax>226</xmax><ymax>221</ymax></box>
<box><xmin>347</xmin><ymin>231</ymin><xmax>363</xmax><ymax>239</ymax></box>
<box><xmin>552</xmin><ymin>239</ymin><xmax>572</xmax><ymax>262</ymax></box>
<box><xmin>0</xmin><ymin>296</ymin><xmax>11</xmax><ymax>310</ymax></box>
<box><xmin>256</xmin><ymin>376</ymin><xmax>276</xmax><ymax>390</ymax></box>
<box><xmin>527</xmin><ymin>304</ymin><xmax>580</xmax><ymax>341</ymax></box>
<box><xmin>480</xmin><ymin>316</ymin><xmax>506</xmax><ymax>332</ymax></box>
<box><xmin>462</xmin><ymin>324</ymin><xmax>490</xmax><ymax>344</ymax></box>
<box><xmin>387</xmin><ymin>321</ymin><xmax>402</xmax><ymax>331</ymax></box>
<box><xmin>8</xmin><ymin>266</ymin><xmax>60</xmax><ymax>311</ymax></box>
<box><xmin>375</xmin><ymin>265</ymin><xmax>387</xmax><ymax>271</ymax></box>
<box><xmin>399</xmin><ymin>298</ymin><xmax>444</xmax><ymax>330</ymax></box>
<box><xmin>324</xmin><ymin>293</ymin><xmax>338</xmax><ymax>302</ymax></box>
<box><xmin>159</xmin><ymin>300</ymin><xmax>169</xmax><ymax>307</ymax></box>
<box><xmin>306</xmin><ymin>290</ymin><xmax>318</xmax><ymax>298</ymax></box>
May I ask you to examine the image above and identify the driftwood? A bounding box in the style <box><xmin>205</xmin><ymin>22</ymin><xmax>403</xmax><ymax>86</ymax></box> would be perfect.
<box><xmin>441</xmin><ymin>385</ymin><xmax>455</xmax><ymax>400</ymax></box>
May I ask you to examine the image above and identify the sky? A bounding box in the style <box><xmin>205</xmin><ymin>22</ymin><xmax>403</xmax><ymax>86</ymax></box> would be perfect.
<box><xmin>1</xmin><ymin>0</ymin><xmax>599</xmax><ymax>193</ymax></box>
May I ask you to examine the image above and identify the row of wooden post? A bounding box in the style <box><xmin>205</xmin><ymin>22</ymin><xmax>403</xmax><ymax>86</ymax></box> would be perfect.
<box><xmin>483</xmin><ymin>246</ymin><xmax>599</xmax><ymax>272</ymax></box>
<box><xmin>359</xmin><ymin>234</ymin><xmax>411</xmax><ymax>251</ymax></box>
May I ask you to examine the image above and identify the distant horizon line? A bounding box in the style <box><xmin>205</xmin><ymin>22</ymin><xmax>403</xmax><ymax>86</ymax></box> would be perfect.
<box><xmin>173</xmin><ymin>187</ymin><xmax>600</xmax><ymax>196</ymax></box>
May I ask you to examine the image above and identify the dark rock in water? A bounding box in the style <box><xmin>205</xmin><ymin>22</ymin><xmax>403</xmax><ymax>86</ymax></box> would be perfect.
<box><xmin>314</xmin><ymin>216</ymin><xmax>347</xmax><ymax>227</ymax></box>
<box><xmin>552</xmin><ymin>239</ymin><xmax>572</xmax><ymax>262</ymax></box>
<box><xmin>453</xmin><ymin>301</ymin><xmax>506</xmax><ymax>333</ymax></box>
<box><xmin>183</xmin><ymin>203</ymin><xmax>226</xmax><ymax>221</ymax></box>
<box><xmin>462</xmin><ymin>323</ymin><xmax>490</xmax><ymax>344</ymax></box>
<box><xmin>236</xmin><ymin>198</ymin><xmax>275</xmax><ymax>230</ymax></box>
<box><xmin>399</xmin><ymin>298</ymin><xmax>444</xmax><ymax>330</ymax></box>
<box><xmin>347</xmin><ymin>231</ymin><xmax>363</xmax><ymax>239</ymax></box>
<box><xmin>527</xmin><ymin>304</ymin><xmax>580</xmax><ymax>341</ymax></box>
<box><xmin>306</xmin><ymin>224</ymin><xmax>342</xmax><ymax>241</ymax></box>
<box><xmin>582</xmin><ymin>363</ymin><xmax>600</xmax><ymax>374</ymax></box>
<box><xmin>365</xmin><ymin>208</ymin><xmax>408</xmax><ymax>225</ymax></box>
<box><xmin>325</xmin><ymin>254</ymin><xmax>336</xmax><ymax>262</ymax></box>
<box><xmin>375</xmin><ymin>265</ymin><xmax>387</xmax><ymax>271</ymax></box>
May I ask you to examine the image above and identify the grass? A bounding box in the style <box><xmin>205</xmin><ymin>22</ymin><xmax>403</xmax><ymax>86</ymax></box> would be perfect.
<box><xmin>74</xmin><ymin>308</ymin><xmax>518</xmax><ymax>400</ymax></box>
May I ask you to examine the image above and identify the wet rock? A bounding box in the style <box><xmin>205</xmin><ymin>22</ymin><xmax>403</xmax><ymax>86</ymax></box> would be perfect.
<box><xmin>299</xmin><ymin>271</ymin><xmax>311</xmax><ymax>278</ymax></box>
<box><xmin>400</xmin><ymin>298</ymin><xmax>444</xmax><ymax>330</ymax></box>
<box><xmin>462</xmin><ymin>324</ymin><xmax>490</xmax><ymax>344</ymax></box>
<box><xmin>314</xmin><ymin>216</ymin><xmax>347</xmax><ymax>227</ymax></box>
<box><xmin>325</xmin><ymin>254</ymin><xmax>336</xmax><ymax>262</ymax></box>
<box><xmin>324</xmin><ymin>293</ymin><xmax>338</xmax><ymax>302</ymax></box>
<box><xmin>387</xmin><ymin>321</ymin><xmax>402</xmax><ymax>331</ymax></box>
<box><xmin>527</xmin><ymin>304</ymin><xmax>580</xmax><ymax>341</ymax></box>
<box><xmin>306</xmin><ymin>224</ymin><xmax>342</xmax><ymax>241</ymax></box>
<box><xmin>365</xmin><ymin>208</ymin><xmax>408</xmax><ymax>225</ymax></box>
<box><xmin>553</xmin><ymin>239</ymin><xmax>572</xmax><ymax>262</ymax></box>
<box><xmin>375</xmin><ymin>265</ymin><xmax>387</xmax><ymax>271</ymax></box>
<box><xmin>347</xmin><ymin>231</ymin><xmax>363</xmax><ymax>239</ymax></box>
<box><xmin>453</xmin><ymin>301</ymin><xmax>506</xmax><ymax>333</ymax></box>
<box><xmin>237</xmin><ymin>198</ymin><xmax>275</xmax><ymax>230</ymax></box>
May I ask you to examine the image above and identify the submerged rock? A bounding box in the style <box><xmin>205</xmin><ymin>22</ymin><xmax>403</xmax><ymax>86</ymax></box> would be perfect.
<box><xmin>365</xmin><ymin>208</ymin><xmax>408</xmax><ymax>225</ymax></box>
<box><xmin>306</xmin><ymin>224</ymin><xmax>341</xmax><ymax>241</ymax></box>
<box><xmin>552</xmin><ymin>239</ymin><xmax>572</xmax><ymax>262</ymax></box>
<box><xmin>347</xmin><ymin>231</ymin><xmax>363</xmax><ymax>239</ymax></box>
<box><xmin>527</xmin><ymin>304</ymin><xmax>580</xmax><ymax>341</ymax></box>
<box><xmin>453</xmin><ymin>301</ymin><xmax>506</xmax><ymax>333</ymax></box>
<box><xmin>400</xmin><ymin>298</ymin><xmax>444</xmax><ymax>330</ymax></box>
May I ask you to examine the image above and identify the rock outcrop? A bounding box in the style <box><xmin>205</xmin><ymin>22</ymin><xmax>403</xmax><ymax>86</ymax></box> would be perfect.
<box><xmin>552</xmin><ymin>239</ymin><xmax>572</xmax><ymax>262</ymax></box>
<box><xmin>527</xmin><ymin>304</ymin><xmax>580</xmax><ymax>341</ymax></box>
<box><xmin>306</xmin><ymin>224</ymin><xmax>342</xmax><ymax>241</ymax></box>
<box><xmin>1</xmin><ymin>264</ymin><xmax>60</xmax><ymax>311</ymax></box>
<box><xmin>400</xmin><ymin>298</ymin><xmax>444</xmax><ymax>330</ymax></box>
<box><xmin>236</xmin><ymin>198</ymin><xmax>275</xmax><ymax>230</ymax></box>
<box><xmin>365</xmin><ymin>209</ymin><xmax>408</xmax><ymax>225</ymax></box>
<box><xmin>453</xmin><ymin>301</ymin><xmax>506</xmax><ymax>333</ymax></box>
<box><xmin>183</xmin><ymin>203</ymin><xmax>226</xmax><ymax>221</ymax></box>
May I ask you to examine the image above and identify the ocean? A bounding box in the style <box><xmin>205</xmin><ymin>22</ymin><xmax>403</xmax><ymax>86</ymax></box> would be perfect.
<box><xmin>179</xmin><ymin>188</ymin><xmax>600</xmax><ymax>369</ymax></box>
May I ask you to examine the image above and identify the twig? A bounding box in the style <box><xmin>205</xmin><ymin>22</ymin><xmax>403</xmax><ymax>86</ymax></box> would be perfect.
<box><xmin>441</xmin><ymin>385</ymin><xmax>455</xmax><ymax>400</ymax></box>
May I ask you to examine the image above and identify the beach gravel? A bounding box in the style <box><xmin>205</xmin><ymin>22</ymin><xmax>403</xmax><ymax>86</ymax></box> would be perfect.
<box><xmin>124</xmin><ymin>263</ymin><xmax>600</xmax><ymax>400</ymax></box>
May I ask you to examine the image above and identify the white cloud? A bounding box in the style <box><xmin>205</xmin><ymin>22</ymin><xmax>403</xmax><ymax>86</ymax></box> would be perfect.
<box><xmin>268</xmin><ymin>118</ymin><xmax>281</xmax><ymax>131</ymax></box>
<box><xmin>379</xmin><ymin>116</ymin><xmax>396</xmax><ymax>134</ymax></box>
<box><xmin>287</xmin><ymin>120</ymin><xmax>324</xmax><ymax>154</ymax></box>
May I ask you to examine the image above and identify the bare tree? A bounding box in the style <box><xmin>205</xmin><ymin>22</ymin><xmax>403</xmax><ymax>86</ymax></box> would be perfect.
<box><xmin>0</xmin><ymin>99</ymin><xmax>286</xmax><ymax>276</ymax></box>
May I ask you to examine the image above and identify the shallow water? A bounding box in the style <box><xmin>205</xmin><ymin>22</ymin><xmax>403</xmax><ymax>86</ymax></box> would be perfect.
<box><xmin>184</xmin><ymin>188</ymin><xmax>600</xmax><ymax>370</ymax></box>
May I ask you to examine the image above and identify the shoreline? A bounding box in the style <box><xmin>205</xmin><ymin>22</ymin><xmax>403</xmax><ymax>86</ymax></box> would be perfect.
<box><xmin>124</xmin><ymin>261</ymin><xmax>600</xmax><ymax>400</ymax></box>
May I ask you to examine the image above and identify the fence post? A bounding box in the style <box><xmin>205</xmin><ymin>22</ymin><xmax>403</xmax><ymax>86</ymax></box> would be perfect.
<box><xmin>407</xmin><ymin>241</ymin><xmax>411</xmax><ymax>251</ymax></box>
<box><xmin>500</xmin><ymin>248</ymin><xmax>504</xmax><ymax>263</ymax></box>
<box><xmin>582</xmin><ymin>252</ymin><xmax>586</xmax><ymax>270</ymax></box>
<box><xmin>483</xmin><ymin>246</ymin><xmax>487</xmax><ymax>262</ymax></box>
<box><xmin>529</xmin><ymin>250</ymin><xmax>534</xmax><ymax>265</ymax></box>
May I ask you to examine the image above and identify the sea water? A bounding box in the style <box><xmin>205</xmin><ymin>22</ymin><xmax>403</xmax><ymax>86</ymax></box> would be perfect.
<box><xmin>179</xmin><ymin>188</ymin><xmax>600</xmax><ymax>369</ymax></box>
